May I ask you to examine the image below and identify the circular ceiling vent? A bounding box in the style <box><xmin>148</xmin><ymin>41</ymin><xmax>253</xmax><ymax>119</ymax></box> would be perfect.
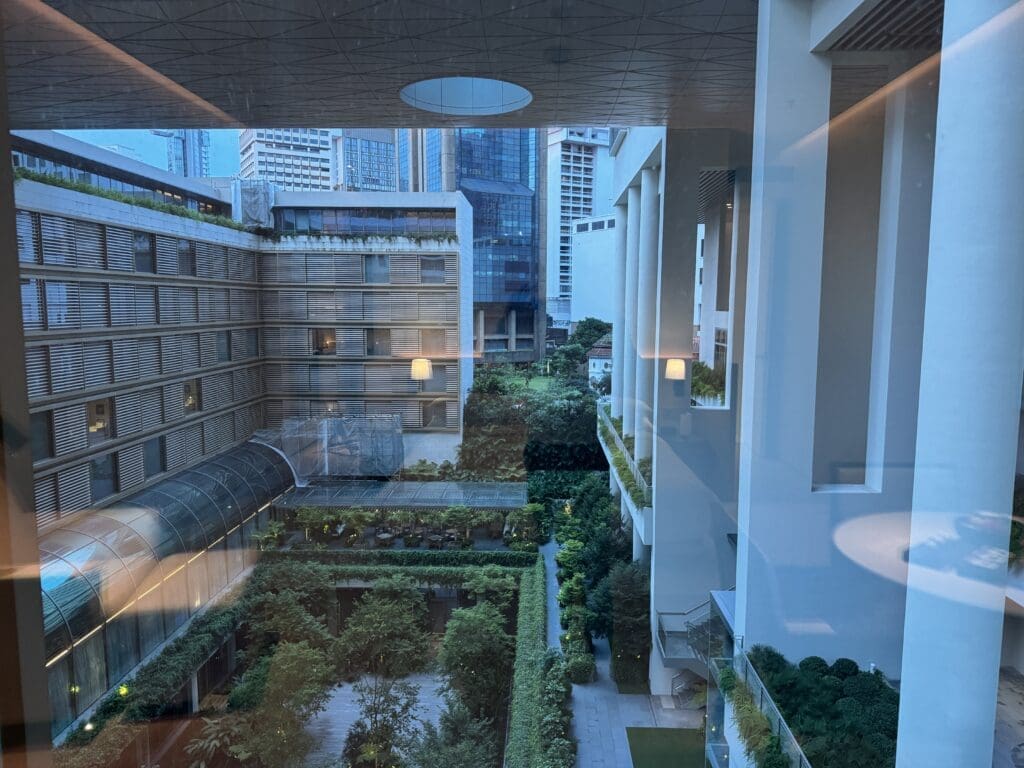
<box><xmin>399</xmin><ymin>77</ymin><xmax>532</xmax><ymax>116</ymax></box>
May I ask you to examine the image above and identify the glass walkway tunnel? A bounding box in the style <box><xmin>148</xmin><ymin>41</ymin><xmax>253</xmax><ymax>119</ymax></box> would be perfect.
<box><xmin>39</xmin><ymin>442</ymin><xmax>294</xmax><ymax>738</ymax></box>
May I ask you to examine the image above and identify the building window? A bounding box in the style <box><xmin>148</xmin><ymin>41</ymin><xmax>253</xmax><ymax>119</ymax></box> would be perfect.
<box><xmin>244</xmin><ymin>328</ymin><xmax>259</xmax><ymax>358</ymax></box>
<box><xmin>183</xmin><ymin>379</ymin><xmax>201</xmax><ymax>413</ymax></box>
<box><xmin>31</xmin><ymin>411</ymin><xmax>52</xmax><ymax>463</ymax></box>
<box><xmin>133</xmin><ymin>232</ymin><xmax>155</xmax><ymax>273</ymax></box>
<box><xmin>312</xmin><ymin>328</ymin><xmax>335</xmax><ymax>355</ymax></box>
<box><xmin>364</xmin><ymin>254</ymin><xmax>390</xmax><ymax>283</ymax></box>
<box><xmin>422</xmin><ymin>329</ymin><xmax>446</xmax><ymax>356</ymax></box>
<box><xmin>143</xmin><ymin>436</ymin><xmax>166</xmax><ymax>478</ymax></box>
<box><xmin>216</xmin><ymin>331</ymin><xmax>230</xmax><ymax>362</ymax></box>
<box><xmin>86</xmin><ymin>398</ymin><xmax>113</xmax><ymax>445</ymax></box>
<box><xmin>420</xmin><ymin>255</ymin><xmax>445</xmax><ymax>284</ymax></box>
<box><xmin>422</xmin><ymin>366</ymin><xmax>446</xmax><ymax>393</ymax></box>
<box><xmin>366</xmin><ymin>329</ymin><xmax>391</xmax><ymax>357</ymax></box>
<box><xmin>177</xmin><ymin>239</ymin><xmax>196</xmax><ymax>276</ymax></box>
<box><xmin>90</xmin><ymin>454</ymin><xmax>118</xmax><ymax>502</ymax></box>
<box><xmin>423</xmin><ymin>400</ymin><xmax>447</xmax><ymax>428</ymax></box>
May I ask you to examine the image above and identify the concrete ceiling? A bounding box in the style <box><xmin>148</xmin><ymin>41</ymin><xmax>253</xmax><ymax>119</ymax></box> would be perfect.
<box><xmin>1</xmin><ymin>0</ymin><xmax>759</xmax><ymax>129</ymax></box>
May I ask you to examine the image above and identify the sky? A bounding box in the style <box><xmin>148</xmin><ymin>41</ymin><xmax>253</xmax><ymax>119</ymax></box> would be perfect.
<box><xmin>60</xmin><ymin>129</ymin><xmax>242</xmax><ymax>176</ymax></box>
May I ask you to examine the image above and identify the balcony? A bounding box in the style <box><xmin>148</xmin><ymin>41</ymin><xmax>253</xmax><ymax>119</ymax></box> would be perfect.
<box><xmin>656</xmin><ymin>600</ymin><xmax>711</xmax><ymax>671</ymax></box>
<box><xmin>596</xmin><ymin>403</ymin><xmax>652</xmax><ymax>509</ymax></box>
<box><xmin>716</xmin><ymin>652</ymin><xmax>814</xmax><ymax>768</ymax></box>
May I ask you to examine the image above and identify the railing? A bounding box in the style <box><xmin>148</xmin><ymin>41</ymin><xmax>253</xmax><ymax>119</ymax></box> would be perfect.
<box><xmin>656</xmin><ymin>599</ymin><xmax>711</xmax><ymax>664</ymax></box>
<box><xmin>597</xmin><ymin>404</ymin><xmax>652</xmax><ymax>506</ymax></box>
<box><xmin>729</xmin><ymin>652</ymin><xmax>814</xmax><ymax>768</ymax></box>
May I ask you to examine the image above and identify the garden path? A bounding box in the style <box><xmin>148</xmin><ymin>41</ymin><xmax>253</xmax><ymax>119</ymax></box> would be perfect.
<box><xmin>304</xmin><ymin>672</ymin><xmax>448</xmax><ymax>766</ymax></box>
<box><xmin>540</xmin><ymin>538</ymin><xmax>563</xmax><ymax>649</ymax></box>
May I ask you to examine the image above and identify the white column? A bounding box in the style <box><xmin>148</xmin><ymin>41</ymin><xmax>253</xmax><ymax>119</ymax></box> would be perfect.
<box><xmin>634</xmin><ymin>167</ymin><xmax>660</xmax><ymax>461</ymax></box>
<box><xmin>734</xmin><ymin>0</ymin><xmax>833</xmax><ymax>647</ymax></box>
<box><xmin>622</xmin><ymin>185</ymin><xmax>642</xmax><ymax>436</ymax></box>
<box><xmin>611</xmin><ymin>203</ymin><xmax>628</xmax><ymax>418</ymax></box>
<box><xmin>896</xmin><ymin>2</ymin><xmax>1024</xmax><ymax>766</ymax></box>
<box><xmin>474</xmin><ymin>309</ymin><xmax>484</xmax><ymax>356</ymax></box>
<box><xmin>508</xmin><ymin>309</ymin><xmax>517</xmax><ymax>352</ymax></box>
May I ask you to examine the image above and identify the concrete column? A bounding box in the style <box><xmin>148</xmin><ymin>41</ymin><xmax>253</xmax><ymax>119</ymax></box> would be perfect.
<box><xmin>896</xmin><ymin>2</ymin><xmax>1024</xmax><ymax>766</ymax></box>
<box><xmin>508</xmin><ymin>309</ymin><xmax>517</xmax><ymax>352</ymax></box>
<box><xmin>622</xmin><ymin>185</ymin><xmax>642</xmax><ymax>437</ymax></box>
<box><xmin>611</xmin><ymin>203</ymin><xmax>628</xmax><ymax>418</ymax></box>
<box><xmin>699</xmin><ymin>205</ymin><xmax>726</xmax><ymax>367</ymax></box>
<box><xmin>734</xmin><ymin>0</ymin><xmax>834</xmax><ymax>648</ymax></box>
<box><xmin>633</xmin><ymin>167</ymin><xmax>660</xmax><ymax>461</ymax></box>
<box><xmin>474</xmin><ymin>308</ymin><xmax>484</xmax><ymax>356</ymax></box>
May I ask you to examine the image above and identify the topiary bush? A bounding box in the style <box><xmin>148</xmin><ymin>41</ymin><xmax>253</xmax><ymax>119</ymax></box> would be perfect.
<box><xmin>565</xmin><ymin>653</ymin><xmax>596</xmax><ymax>684</ymax></box>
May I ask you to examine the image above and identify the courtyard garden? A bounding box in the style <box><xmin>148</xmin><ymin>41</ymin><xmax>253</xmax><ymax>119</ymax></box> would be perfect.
<box><xmin>53</xmin><ymin>549</ymin><xmax>574</xmax><ymax>768</ymax></box>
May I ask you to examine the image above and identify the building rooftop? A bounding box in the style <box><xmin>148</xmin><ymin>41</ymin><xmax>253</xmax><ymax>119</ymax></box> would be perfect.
<box><xmin>274</xmin><ymin>480</ymin><xmax>528</xmax><ymax>511</ymax></box>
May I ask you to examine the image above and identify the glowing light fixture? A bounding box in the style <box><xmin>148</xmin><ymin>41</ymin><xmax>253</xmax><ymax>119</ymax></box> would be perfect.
<box><xmin>410</xmin><ymin>358</ymin><xmax>433</xmax><ymax>381</ymax></box>
<box><xmin>665</xmin><ymin>358</ymin><xmax>688</xmax><ymax>380</ymax></box>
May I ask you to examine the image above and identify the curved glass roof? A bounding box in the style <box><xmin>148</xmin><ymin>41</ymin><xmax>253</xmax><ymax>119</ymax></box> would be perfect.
<box><xmin>39</xmin><ymin>442</ymin><xmax>293</xmax><ymax>663</ymax></box>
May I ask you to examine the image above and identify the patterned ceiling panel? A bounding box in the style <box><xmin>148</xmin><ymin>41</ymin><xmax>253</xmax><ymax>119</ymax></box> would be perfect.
<box><xmin>2</xmin><ymin>0</ymin><xmax>759</xmax><ymax>129</ymax></box>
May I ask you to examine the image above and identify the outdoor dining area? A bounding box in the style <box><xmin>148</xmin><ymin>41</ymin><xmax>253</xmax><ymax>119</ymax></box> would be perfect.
<box><xmin>269</xmin><ymin>479</ymin><xmax>535</xmax><ymax>552</ymax></box>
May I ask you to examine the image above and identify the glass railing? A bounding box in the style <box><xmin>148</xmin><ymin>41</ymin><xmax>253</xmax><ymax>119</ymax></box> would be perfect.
<box><xmin>731</xmin><ymin>652</ymin><xmax>814</xmax><ymax>768</ymax></box>
<box><xmin>597</xmin><ymin>403</ymin><xmax>652</xmax><ymax>506</ymax></box>
<box><xmin>656</xmin><ymin>600</ymin><xmax>711</xmax><ymax>664</ymax></box>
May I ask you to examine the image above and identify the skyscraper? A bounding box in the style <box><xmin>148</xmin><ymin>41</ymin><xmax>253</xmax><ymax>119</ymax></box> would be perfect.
<box><xmin>152</xmin><ymin>129</ymin><xmax>211</xmax><ymax>177</ymax></box>
<box><xmin>332</xmin><ymin>129</ymin><xmax>399</xmax><ymax>191</ymax></box>
<box><xmin>413</xmin><ymin>128</ymin><xmax>545</xmax><ymax>362</ymax></box>
<box><xmin>545</xmin><ymin>127</ymin><xmax>614</xmax><ymax>328</ymax></box>
<box><xmin>239</xmin><ymin>128</ymin><xmax>334</xmax><ymax>190</ymax></box>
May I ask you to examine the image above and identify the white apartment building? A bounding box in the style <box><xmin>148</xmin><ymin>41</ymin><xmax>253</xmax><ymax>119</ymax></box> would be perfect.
<box><xmin>603</xmin><ymin>2</ymin><xmax>1023</xmax><ymax>766</ymax></box>
<box><xmin>569</xmin><ymin>213</ymin><xmax>616</xmax><ymax>324</ymax></box>
<box><xmin>239</xmin><ymin>128</ymin><xmax>334</xmax><ymax>191</ymax></box>
<box><xmin>545</xmin><ymin>127</ymin><xmax>614</xmax><ymax>327</ymax></box>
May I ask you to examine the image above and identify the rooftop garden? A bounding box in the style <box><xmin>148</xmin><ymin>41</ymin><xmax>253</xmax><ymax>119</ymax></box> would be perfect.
<box><xmin>720</xmin><ymin>645</ymin><xmax>899</xmax><ymax>768</ymax></box>
<box><xmin>14</xmin><ymin>167</ymin><xmax>249</xmax><ymax>232</ymax></box>
<box><xmin>54</xmin><ymin>549</ymin><xmax>571</xmax><ymax>768</ymax></box>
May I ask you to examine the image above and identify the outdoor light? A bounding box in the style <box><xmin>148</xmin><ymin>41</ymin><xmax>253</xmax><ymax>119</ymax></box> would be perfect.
<box><xmin>665</xmin><ymin>358</ymin><xmax>687</xmax><ymax>380</ymax></box>
<box><xmin>410</xmin><ymin>358</ymin><xmax>433</xmax><ymax>381</ymax></box>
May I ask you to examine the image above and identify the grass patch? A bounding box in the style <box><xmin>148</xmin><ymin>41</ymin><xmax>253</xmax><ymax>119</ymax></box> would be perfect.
<box><xmin>626</xmin><ymin>727</ymin><xmax>704</xmax><ymax>768</ymax></box>
<box><xmin>615</xmin><ymin>680</ymin><xmax>651</xmax><ymax>695</ymax></box>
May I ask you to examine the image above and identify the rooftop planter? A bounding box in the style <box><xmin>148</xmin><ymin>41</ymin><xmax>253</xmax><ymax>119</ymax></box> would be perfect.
<box><xmin>14</xmin><ymin>168</ymin><xmax>249</xmax><ymax>232</ymax></box>
<box><xmin>597</xmin><ymin>404</ymin><xmax>651</xmax><ymax>508</ymax></box>
<box><xmin>718</xmin><ymin>645</ymin><xmax>898</xmax><ymax>768</ymax></box>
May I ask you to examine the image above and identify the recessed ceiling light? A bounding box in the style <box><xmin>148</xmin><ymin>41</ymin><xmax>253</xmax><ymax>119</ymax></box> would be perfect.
<box><xmin>400</xmin><ymin>77</ymin><xmax>532</xmax><ymax>117</ymax></box>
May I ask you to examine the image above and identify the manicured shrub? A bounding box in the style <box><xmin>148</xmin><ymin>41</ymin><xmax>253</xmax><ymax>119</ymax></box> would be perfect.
<box><xmin>440</xmin><ymin>602</ymin><xmax>514</xmax><ymax>719</ymax></box>
<box><xmin>557</xmin><ymin>573</ymin><xmax>585</xmax><ymax>606</ymax></box>
<box><xmin>565</xmin><ymin>653</ymin><xmax>596</xmax><ymax>684</ymax></box>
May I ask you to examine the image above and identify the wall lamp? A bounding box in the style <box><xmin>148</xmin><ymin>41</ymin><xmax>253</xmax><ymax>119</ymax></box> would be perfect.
<box><xmin>665</xmin><ymin>358</ymin><xmax>688</xmax><ymax>380</ymax></box>
<box><xmin>410</xmin><ymin>358</ymin><xmax>433</xmax><ymax>380</ymax></box>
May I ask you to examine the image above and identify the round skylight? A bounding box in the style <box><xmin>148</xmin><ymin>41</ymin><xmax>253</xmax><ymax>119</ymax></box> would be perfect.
<box><xmin>399</xmin><ymin>77</ymin><xmax>532</xmax><ymax>116</ymax></box>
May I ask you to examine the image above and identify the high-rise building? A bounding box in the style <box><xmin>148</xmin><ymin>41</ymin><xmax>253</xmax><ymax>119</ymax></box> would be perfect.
<box><xmin>152</xmin><ymin>129</ymin><xmax>211</xmax><ymax>177</ymax></box>
<box><xmin>332</xmin><ymin>129</ymin><xmax>399</xmax><ymax>191</ymax></box>
<box><xmin>545</xmin><ymin>128</ymin><xmax>614</xmax><ymax>328</ymax></box>
<box><xmin>568</xmin><ymin>213</ymin><xmax>616</xmax><ymax>325</ymax></box>
<box><xmin>239</xmin><ymin>128</ymin><xmax>334</xmax><ymax>190</ymax></box>
<box><xmin>412</xmin><ymin>128</ymin><xmax>545</xmax><ymax>362</ymax></box>
<box><xmin>13</xmin><ymin>131</ymin><xmax>472</xmax><ymax>538</ymax></box>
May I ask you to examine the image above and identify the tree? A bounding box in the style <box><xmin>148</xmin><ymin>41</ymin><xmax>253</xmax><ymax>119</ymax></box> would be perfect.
<box><xmin>607</xmin><ymin>562</ymin><xmax>651</xmax><ymax>686</ymax></box>
<box><xmin>342</xmin><ymin>678</ymin><xmax>420</xmax><ymax>768</ymax></box>
<box><xmin>439</xmin><ymin>602</ymin><xmax>514</xmax><ymax>719</ymax></box>
<box><xmin>336</xmin><ymin>585</ymin><xmax>429</xmax><ymax>678</ymax></box>
<box><xmin>595</xmin><ymin>371</ymin><xmax>612</xmax><ymax>395</ymax></box>
<box><xmin>463</xmin><ymin>565</ymin><xmax>517</xmax><ymax>614</ymax></box>
<box><xmin>568</xmin><ymin>317</ymin><xmax>612</xmax><ymax>351</ymax></box>
<box><xmin>246</xmin><ymin>588</ymin><xmax>334</xmax><ymax>654</ymax></box>
<box><xmin>186</xmin><ymin>715</ymin><xmax>253</xmax><ymax>768</ymax></box>
<box><xmin>405</xmin><ymin>697</ymin><xmax>498</xmax><ymax>768</ymax></box>
<box><xmin>243</xmin><ymin>641</ymin><xmax>333</xmax><ymax>768</ymax></box>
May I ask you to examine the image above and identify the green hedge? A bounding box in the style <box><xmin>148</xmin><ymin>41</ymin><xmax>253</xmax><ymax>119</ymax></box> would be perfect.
<box><xmin>261</xmin><ymin>548</ymin><xmax>538</xmax><ymax>568</ymax></box>
<box><xmin>504</xmin><ymin>560</ymin><xmax>548</xmax><ymax>768</ymax></box>
<box><xmin>14</xmin><ymin>168</ymin><xmax>249</xmax><ymax>231</ymax></box>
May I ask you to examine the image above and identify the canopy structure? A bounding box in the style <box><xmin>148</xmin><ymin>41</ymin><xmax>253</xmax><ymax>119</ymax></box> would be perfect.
<box><xmin>274</xmin><ymin>479</ymin><xmax>528</xmax><ymax>512</ymax></box>
<box><xmin>39</xmin><ymin>442</ymin><xmax>294</xmax><ymax>738</ymax></box>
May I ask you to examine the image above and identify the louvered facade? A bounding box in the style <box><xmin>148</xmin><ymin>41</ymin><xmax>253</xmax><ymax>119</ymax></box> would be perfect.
<box><xmin>16</xmin><ymin>178</ymin><xmax>473</xmax><ymax>531</ymax></box>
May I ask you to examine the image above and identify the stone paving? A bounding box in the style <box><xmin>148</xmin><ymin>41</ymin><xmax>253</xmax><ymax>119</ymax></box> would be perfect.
<box><xmin>304</xmin><ymin>672</ymin><xmax>448</xmax><ymax>766</ymax></box>
<box><xmin>541</xmin><ymin>538</ymin><xmax>704</xmax><ymax>767</ymax></box>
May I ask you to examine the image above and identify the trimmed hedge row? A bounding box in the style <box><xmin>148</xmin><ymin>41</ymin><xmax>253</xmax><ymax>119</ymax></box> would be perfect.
<box><xmin>504</xmin><ymin>560</ymin><xmax>548</xmax><ymax>768</ymax></box>
<box><xmin>261</xmin><ymin>548</ymin><xmax>538</xmax><ymax>568</ymax></box>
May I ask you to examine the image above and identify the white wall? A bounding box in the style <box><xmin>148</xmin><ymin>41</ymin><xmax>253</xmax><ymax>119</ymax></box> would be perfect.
<box><xmin>570</xmin><ymin>221</ymin><xmax>615</xmax><ymax>323</ymax></box>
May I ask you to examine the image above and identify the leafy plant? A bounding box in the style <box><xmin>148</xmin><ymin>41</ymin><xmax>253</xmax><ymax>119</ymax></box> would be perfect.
<box><xmin>342</xmin><ymin>677</ymin><xmax>420</xmax><ymax>768</ymax></box>
<box><xmin>439</xmin><ymin>602</ymin><xmax>514</xmax><ymax>720</ymax></box>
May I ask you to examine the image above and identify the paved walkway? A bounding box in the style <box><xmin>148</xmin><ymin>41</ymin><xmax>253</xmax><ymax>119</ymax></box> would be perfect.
<box><xmin>540</xmin><ymin>537</ymin><xmax>702</xmax><ymax>767</ymax></box>
<box><xmin>540</xmin><ymin>538</ymin><xmax>563</xmax><ymax>648</ymax></box>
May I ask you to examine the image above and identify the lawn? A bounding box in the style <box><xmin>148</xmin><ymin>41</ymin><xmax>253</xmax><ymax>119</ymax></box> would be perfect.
<box><xmin>626</xmin><ymin>727</ymin><xmax>705</xmax><ymax>768</ymax></box>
